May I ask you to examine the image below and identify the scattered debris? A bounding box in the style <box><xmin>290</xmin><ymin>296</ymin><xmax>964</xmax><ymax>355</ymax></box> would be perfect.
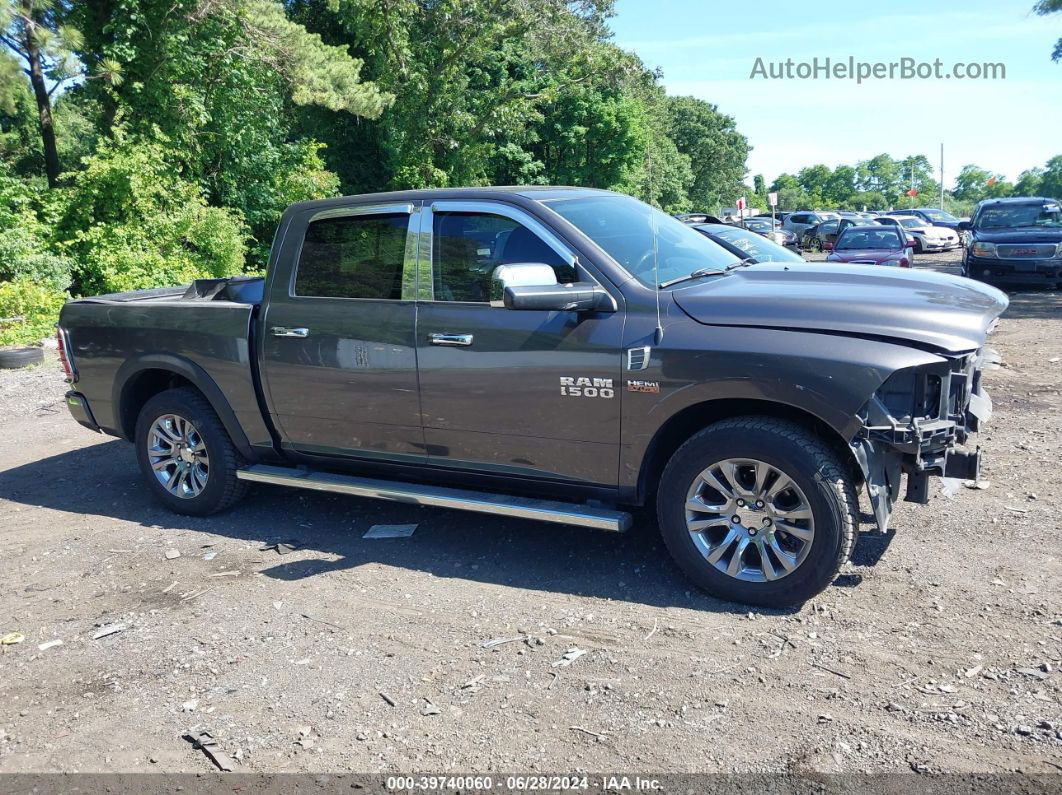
<box><xmin>964</xmin><ymin>665</ymin><xmax>983</xmax><ymax>678</ymax></box>
<box><xmin>569</xmin><ymin>725</ymin><xmax>606</xmax><ymax>740</ymax></box>
<box><xmin>811</xmin><ymin>661</ymin><xmax>851</xmax><ymax>680</ymax></box>
<box><xmin>300</xmin><ymin>613</ymin><xmax>344</xmax><ymax>631</ymax></box>
<box><xmin>179</xmin><ymin>587</ymin><xmax>214</xmax><ymax>602</ymax></box>
<box><xmin>644</xmin><ymin>618</ymin><xmax>658</xmax><ymax>641</ymax></box>
<box><xmin>481</xmin><ymin>635</ymin><xmax>528</xmax><ymax>649</ymax></box>
<box><xmin>91</xmin><ymin>624</ymin><xmax>126</xmax><ymax>640</ymax></box>
<box><xmin>259</xmin><ymin>541</ymin><xmax>300</xmax><ymax>555</ymax></box>
<box><xmin>963</xmin><ymin>479</ymin><xmax>990</xmax><ymax>490</ymax></box>
<box><xmin>421</xmin><ymin>699</ymin><xmax>441</xmax><ymax>716</ymax></box>
<box><xmin>552</xmin><ymin>647</ymin><xmax>587</xmax><ymax>667</ymax></box>
<box><xmin>202</xmin><ymin>551</ymin><xmax>217</xmax><ymax>561</ymax></box>
<box><xmin>363</xmin><ymin>524</ymin><xmax>418</xmax><ymax>539</ymax></box>
<box><xmin>182</xmin><ymin>700</ymin><xmax>198</xmax><ymax>712</ymax></box>
<box><xmin>380</xmin><ymin>692</ymin><xmax>397</xmax><ymax>707</ymax></box>
<box><xmin>460</xmin><ymin>675</ymin><xmax>485</xmax><ymax>691</ymax></box>
<box><xmin>164</xmin><ymin>548</ymin><xmax>181</xmax><ymax>560</ymax></box>
<box><xmin>1003</xmin><ymin>505</ymin><xmax>1030</xmax><ymax>514</ymax></box>
<box><xmin>184</xmin><ymin>731</ymin><xmax>234</xmax><ymax>772</ymax></box>
<box><xmin>208</xmin><ymin>570</ymin><xmax>239</xmax><ymax>577</ymax></box>
<box><xmin>162</xmin><ymin>581</ymin><xmax>178</xmax><ymax>594</ymax></box>
<box><xmin>1</xmin><ymin>632</ymin><xmax>24</xmax><ymax>645</ymax></box>
<box><xmin>37</xmin><ymin>639</ymin><xmax>62</xmax><ymax>651</ymax></box>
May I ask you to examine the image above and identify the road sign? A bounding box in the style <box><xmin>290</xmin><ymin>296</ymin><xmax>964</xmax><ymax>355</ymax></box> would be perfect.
<box><xmin>768</xmin><ymin>192</ymin><xmax>778</xmax><ymax>206</ymax></box>
<box><xmin>736</xmin><ymin>196</ymin><xmax>746</xmax><ymax>210</ymax></box>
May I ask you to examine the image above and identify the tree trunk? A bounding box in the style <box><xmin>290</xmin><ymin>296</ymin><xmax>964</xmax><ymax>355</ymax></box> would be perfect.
<box><xmin>22</xmin><ymin>4</ymin><xmax>60</xmax><ymax>187</ymax></box>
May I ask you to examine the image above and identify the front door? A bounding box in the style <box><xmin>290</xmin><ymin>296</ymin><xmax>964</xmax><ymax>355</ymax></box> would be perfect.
<box><xmin>260</xmin><ymin>202</ymin><xmax>424</xmax><ymax>462</ymax></box>
<box><xmin>414</xmin><ymin>201</ymin><xmax>624</xmax><ymax>487</ymax></box>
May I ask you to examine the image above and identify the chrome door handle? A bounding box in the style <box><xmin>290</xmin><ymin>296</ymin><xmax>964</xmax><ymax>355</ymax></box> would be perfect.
<box><xmin>429</xmin><ymin>333</ymin><xmax>473</xmax><ymax>347</ymax></box>
<box><xmin>271</xmin><ymin>326</ymin><xmax>309</xmax><ymax>338</ymax></box>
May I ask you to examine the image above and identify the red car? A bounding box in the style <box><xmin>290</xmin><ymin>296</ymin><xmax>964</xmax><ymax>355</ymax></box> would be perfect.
<box><xmin>824</xmin><ymin>225</ymin><xmax>915</xmax><ymax>267</ymax></box>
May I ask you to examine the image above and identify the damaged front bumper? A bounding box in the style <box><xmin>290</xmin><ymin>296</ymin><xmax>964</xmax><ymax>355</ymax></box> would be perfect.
<box><xmin>852</xmin><ymin>347</ymin><xmax>996</xmax><ymax>533</ymax></box>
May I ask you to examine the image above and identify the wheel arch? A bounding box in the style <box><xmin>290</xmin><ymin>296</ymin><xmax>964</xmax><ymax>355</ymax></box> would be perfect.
<box><xmin>636</xmin><ymin>398</ymin><xmax>861</xmax><ymax>505</ymax></box>
<box><xmin>113</xmin><ymin>354</ymin><xmax>255</xmax><ymax>460</ymax></box>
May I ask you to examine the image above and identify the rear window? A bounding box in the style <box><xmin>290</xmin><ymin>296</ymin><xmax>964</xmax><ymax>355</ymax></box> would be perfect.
<box><xmin>836</xmin><ymin>228</ymin><xmax>902</xmax><ymax>250</ymax></box>
<box><xmin>294</xmin><ymin>214</ymin><xmax>410</xmax><ymax>299</ymax></box>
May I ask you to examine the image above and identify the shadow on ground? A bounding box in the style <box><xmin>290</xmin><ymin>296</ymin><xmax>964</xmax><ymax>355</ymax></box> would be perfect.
<box><xmin>0</xmin><ymin>438</ymin><xmax>891</xmax><ymax>614</ymax></box>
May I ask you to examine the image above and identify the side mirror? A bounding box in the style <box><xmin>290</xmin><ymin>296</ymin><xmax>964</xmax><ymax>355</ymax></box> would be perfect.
<box><xmin>490</xmin><ymin>263</ymin><xmax>612</xmax><ymax>312</ymax></box>
<box><xmin>505</xmin><ymin>282</ymin><xmax>610</xmax><ymax>312</ymax></box>
<box><xmin>821</xmin><ymin>241</ymin><xmax>834</xmax><ymax>250</ymax></box>
<box><xmin>957</xmin><ymin>221</ymin><xmax>973</xmax><ymax>231</ymax></box>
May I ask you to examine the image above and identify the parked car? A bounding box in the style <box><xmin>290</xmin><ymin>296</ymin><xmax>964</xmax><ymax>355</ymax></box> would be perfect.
<box><xmin>57</xmin><ymin>187</ymin><xmax>1006</xmax><ymax>608</ymax></box>
<box><xmin>782</xmin><ymin>211</ymin><xmax>837</xmax><ymax>240</ymax></box>
<box><xmin>800</xmin><ymin>218</ymin><xmax>856</xmax><ymax>251</ymax></box>
<box><xmin>825</xmin><ymin>225</ymin><xmax>916</xmax><ymax>267</ymax></box>
<box><xmin>874</xmin><ymin>215</ymin><xmax>959</xmax><ymax>253</ymax></box>
<box><xmin>741</xmin><ymin>217</ymin><xmax>799</xmax><ymax>248</ymax></box>
<box><xmin>960</xmin><ymin>196</ymin><xmax>1062</xmax><ymax>287</ymax></box>
<box><xmin>886</xmin><ymin>208</ymin><xmax>965</xmax><ymax>241</ymax></box>
<box><xmin>692</xmin><ymin>223</ymin><xmax>805</xmax><ymax>263</ymax></box>
<box><xmin>675</xmin><ymin>212</ymin><xmax>725</xmax><ymax>225</ymax></box>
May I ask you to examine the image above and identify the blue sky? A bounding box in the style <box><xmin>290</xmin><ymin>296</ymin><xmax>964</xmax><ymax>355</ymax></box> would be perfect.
<box><xmin>608</xmin><ymin>0</ymin><xmax>1062</xmax><ymax>188</ymax></box>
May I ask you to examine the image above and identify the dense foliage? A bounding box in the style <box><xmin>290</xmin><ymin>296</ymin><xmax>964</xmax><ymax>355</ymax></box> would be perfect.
<box><xmin>0</xmin><ymin>0</ymin><xmax>751</xmax><ymax>345</ymax></box>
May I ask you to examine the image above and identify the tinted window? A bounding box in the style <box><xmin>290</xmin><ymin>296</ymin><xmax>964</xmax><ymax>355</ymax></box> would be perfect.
<box><xmin>295</xmin><ymin>214</ymin><xmax>409</xmax><ymax>299</ymax></box>
<box><xmin>433</xmin><ymin>212</ymin><xmax>574</xmax><ymax>303</ymax></box>
<box><xmin>976</xmin><ymin>203</ymin><xmax>1062</xmax><ymax>230</ymax></box>
<box><xmin>545</xmin><ymin>194</ymin><xmax>737</xmax><ymax>288</ymax></box>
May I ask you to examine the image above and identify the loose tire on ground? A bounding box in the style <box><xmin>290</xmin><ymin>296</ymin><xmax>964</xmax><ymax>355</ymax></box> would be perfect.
<box><xmin>134</xmin><ymin>387</ymin><xmax>248</xmax><ymax>516</ymax></box>
<box><xmin>656</xmin><ymin>417</ymin><xmax>858</xmax><ymax>608</ymax></box>
<box><xmin>0</xmin><ymin>346</ymin><xmax>44</xmax><ymax>369</ymax></box>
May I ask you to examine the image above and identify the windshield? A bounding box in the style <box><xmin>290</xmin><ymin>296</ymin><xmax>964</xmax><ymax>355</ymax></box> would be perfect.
<box><xmin>976</xmin><ymin>203</ymin><xmax>1062</xmax><ymax>230</ymax></box>
<box><xmin>836</xmin><ymin>228</ymin><xmax>902</xmax><ymax>250</ymax></box>
<box><xmin>898</xmin><ymin>218</ymin><xmax>922</xmax><ymax>228</ymax></box>
<box><xmin>703</xmin><ymin>226</ymin><xmax>804</xmax><ymax>263</ymax></box>
<box><xmin>919</xmin><ymin>209</ymin><xmax>959</xmax><ymax>223</ymax></box>
<box><xmin>544</xmin><ymin>194</ymin><xmax>737</xmax><ymax>287</ymax></box>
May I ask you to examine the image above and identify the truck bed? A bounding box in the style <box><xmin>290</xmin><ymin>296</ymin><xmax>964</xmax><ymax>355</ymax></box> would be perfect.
<box><xmin>59</xmin><ymin>276</ymin><xmax>272</xmax><ymax>452</ymax></box>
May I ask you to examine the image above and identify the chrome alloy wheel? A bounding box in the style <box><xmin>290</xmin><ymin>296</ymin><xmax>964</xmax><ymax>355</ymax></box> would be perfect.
<box><xmin>684</xmin><ymin>458</ymin><xmax>815</xmax><ymax>583</ymax></box>
<box><xmin>146</xmin><ymin>413</ymin><xmax>209</xmax><ymax>499</ymax></box>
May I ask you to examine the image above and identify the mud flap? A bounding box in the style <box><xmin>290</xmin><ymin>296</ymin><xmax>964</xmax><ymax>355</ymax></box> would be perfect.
<box><xmin>851</xmin><ymin>438</ymin><xmax>903</xmax><ymax>534</ymax></box>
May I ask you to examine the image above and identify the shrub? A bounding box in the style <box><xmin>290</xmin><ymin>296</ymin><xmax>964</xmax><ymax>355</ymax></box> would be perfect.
<box><xmin>0</xmin><ymin>279</ymin><xmax>66</xmax><ymax>347</ymax></box>
<box><xmin>56</xmin><ymin>131</ymin><xmax>247</xmax><ymax>296</ymax></box>
<box><xmin>0</xmin><ymin>164</ymin><xmax>74</xmax><ymax>290</ymax></box>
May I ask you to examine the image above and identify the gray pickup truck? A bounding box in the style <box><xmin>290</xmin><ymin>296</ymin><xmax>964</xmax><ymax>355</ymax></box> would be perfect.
<box><xmin>58</xmin><ymin>187</ymin><xmax>1007</xmax><ymax>607</ymax></box>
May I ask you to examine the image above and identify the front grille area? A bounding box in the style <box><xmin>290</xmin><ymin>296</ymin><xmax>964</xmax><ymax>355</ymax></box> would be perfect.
<box><xmin>995</xmin><ymin>243</ymin><xmax>1057</xmax><ymax>259</ymax></box>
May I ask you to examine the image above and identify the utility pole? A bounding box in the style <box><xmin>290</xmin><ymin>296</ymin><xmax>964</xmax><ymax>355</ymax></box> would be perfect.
<box><xmin>940</xmin><ymin>143</ymin><xmax>945</xmax><ymax>211</ymax></box>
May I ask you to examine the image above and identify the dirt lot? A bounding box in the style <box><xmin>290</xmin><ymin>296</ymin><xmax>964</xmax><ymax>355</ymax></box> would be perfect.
<box><xmin>0</xmin><ymin>252</ymin><xmax>1060</xmax><ymax>776</ymax></box>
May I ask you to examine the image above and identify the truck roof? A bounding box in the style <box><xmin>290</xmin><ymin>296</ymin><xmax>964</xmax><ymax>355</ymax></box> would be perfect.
<box><xmin>286</xmin><ymin>185</ymin><xmax>612</xmax><ymax>213</ymax></box>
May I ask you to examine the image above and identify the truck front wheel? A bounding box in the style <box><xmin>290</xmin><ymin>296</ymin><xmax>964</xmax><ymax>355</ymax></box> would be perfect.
<box><xmin>134</xmin><ymin>387</ymin><xmax>248</xmax><ymax>516</ymax></box>
<box><xmin>657</xmin><ymin>417</ymin><xmax>857</xmax><ymax>608</ymax></box>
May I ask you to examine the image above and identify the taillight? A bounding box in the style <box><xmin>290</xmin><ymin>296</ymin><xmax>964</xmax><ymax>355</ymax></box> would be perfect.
<box><xmin>57</xmin><ymin>328</ymin><xmax>76</xmax><ymax>382</ymax></box>
<box><xmin>900</xmin><ymin>258</ymin><xmax>910</xmax><ymax>268</ymax></box>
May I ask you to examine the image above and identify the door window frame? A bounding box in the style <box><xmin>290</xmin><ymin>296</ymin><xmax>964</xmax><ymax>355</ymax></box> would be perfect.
<box><xmin>417</xmin><ymin>200</ymin><xmax>609</xmax><ymax>306</ymax></box>
<box><xmin>286</xmin><ymin>201</ymin><xmax>421</xmax><ymax>302</ymax></box>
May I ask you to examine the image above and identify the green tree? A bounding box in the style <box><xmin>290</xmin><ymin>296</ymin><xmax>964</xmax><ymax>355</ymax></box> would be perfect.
<box><xmin>856</xmin><ymin>154</ymin><xmax>902</xmax><ymax>205</ymax></box>
<box><xmin>825</xmin><ymin>165</ymin><xmax>856</xmax><ymax>205</ymax></box>
<box><xmin>1</xmin><ymin>0</ymin><xmax>82</xmax><ymax>186</ymax></box>
<box><xmin>953</xmin><ymin>164</ymin><xmax>1012</xmax><ymax>202</ymax></box>
<box><xmin>1040</xmin><ymin>155</ymin><xmax>1062</xmax><ymax>198</ymax></box>
<box><xmin>666</xmin><ymin>94</ymin><xmax>748</xmax><ymax>211</ymax></box>
<box><xmin>1033</xmin><ymin>0</ymin><xmax>1062</xmax><ymax>61</ymax></box>
<box><xmin>1013</xmin><ymin>167</ymin><xmax>1044</xmax><ymax>196</ymax></box>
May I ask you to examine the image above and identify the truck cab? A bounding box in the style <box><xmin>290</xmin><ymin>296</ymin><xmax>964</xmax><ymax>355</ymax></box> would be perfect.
<box><xmin>960</xmin><ymin>196</ymin><xmax>1062</xmax><ymax>287</ymax></box>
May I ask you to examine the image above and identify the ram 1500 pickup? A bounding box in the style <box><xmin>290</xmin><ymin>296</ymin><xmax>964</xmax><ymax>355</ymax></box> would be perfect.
<box><xmin>58</xmin><ymin>187</ymin><xmax>1008</xmax><ymax>607</ymax></box>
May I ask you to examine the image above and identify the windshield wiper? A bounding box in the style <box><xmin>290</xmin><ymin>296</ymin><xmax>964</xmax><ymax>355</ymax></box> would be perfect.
<box><xmin>658</xmin><ymin>258</ymin><xmax>753</xmax><ymax>289</ymax></box>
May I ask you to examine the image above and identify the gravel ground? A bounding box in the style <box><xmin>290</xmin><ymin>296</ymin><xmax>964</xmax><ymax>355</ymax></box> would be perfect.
<box><xmin>0</xmin><ymin>253</ymin><xmax>1060</xmax><ymax>776</ymax></box>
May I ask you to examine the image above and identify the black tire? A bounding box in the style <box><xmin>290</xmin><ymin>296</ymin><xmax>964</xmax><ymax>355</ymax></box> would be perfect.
<box><xmin>0</xmin><ymin>346</ymin><xmax>44</xmax><ymax>369</ymax></box>
<box><xmin>912</xmin><ymin>238</ymin><xmax>924</xmax><ymax>254</ymax></box>
<box><xmin>656</xmin><ymin>417</ymin><xmax>858</xmax><ymax>608</ymax></box>
<box><xmin>134</xmin><ymin>387</ymin><xmax>248</xmax><ymax>516</ymax></box>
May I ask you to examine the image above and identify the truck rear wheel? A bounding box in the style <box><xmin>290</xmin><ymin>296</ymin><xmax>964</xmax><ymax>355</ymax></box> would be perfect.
<box><xmin>134</xmin><ymin>387</ymin><xmax>248</xmax><ymax>516</ymax></box>
<box><xmin>657</xmin><ymin>417</ymin><xmax>857</xmax><ymax>608</ymax></box>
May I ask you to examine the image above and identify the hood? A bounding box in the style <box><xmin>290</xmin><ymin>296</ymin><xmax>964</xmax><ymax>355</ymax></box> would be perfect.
<box><xmin>972</xmin><ymin>228</ymin><xmax>1062</xmax><ymax>244</ymax></box>
<box><xmin>671</xmin><ymin>263</ymin><xmax>1009</xmax><ymax>353</ymax></box>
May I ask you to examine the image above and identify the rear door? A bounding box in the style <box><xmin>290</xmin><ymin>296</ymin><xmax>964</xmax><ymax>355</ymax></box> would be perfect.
<box><xmin>413</xmin><ymin>200</ymin><xmax>624</xmax><ymax>486</ymax></box>
<box><xmin>259</xmin><ymin>202</ymin><xmax>424</xmax><ymax>462</ymax></box>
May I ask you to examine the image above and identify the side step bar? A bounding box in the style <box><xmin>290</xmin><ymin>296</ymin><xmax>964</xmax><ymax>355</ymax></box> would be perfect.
<box><xmin>236</xmin><ymin>464</ymin><xmax>632</xmax><ymax>532</ymax></box>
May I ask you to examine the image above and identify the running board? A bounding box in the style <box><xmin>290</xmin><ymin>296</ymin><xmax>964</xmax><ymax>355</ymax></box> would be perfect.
<box><xmin>236</xmin><ymin>464</ymin><xmax>632</xmax><ymax>532</ymax></box>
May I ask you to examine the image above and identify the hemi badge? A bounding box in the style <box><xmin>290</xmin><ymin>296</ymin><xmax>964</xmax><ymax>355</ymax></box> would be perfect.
<box><xmin>627</xmin><ymin>380</ymin><xmax>660</xmax><ymax>394</ymax></box>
